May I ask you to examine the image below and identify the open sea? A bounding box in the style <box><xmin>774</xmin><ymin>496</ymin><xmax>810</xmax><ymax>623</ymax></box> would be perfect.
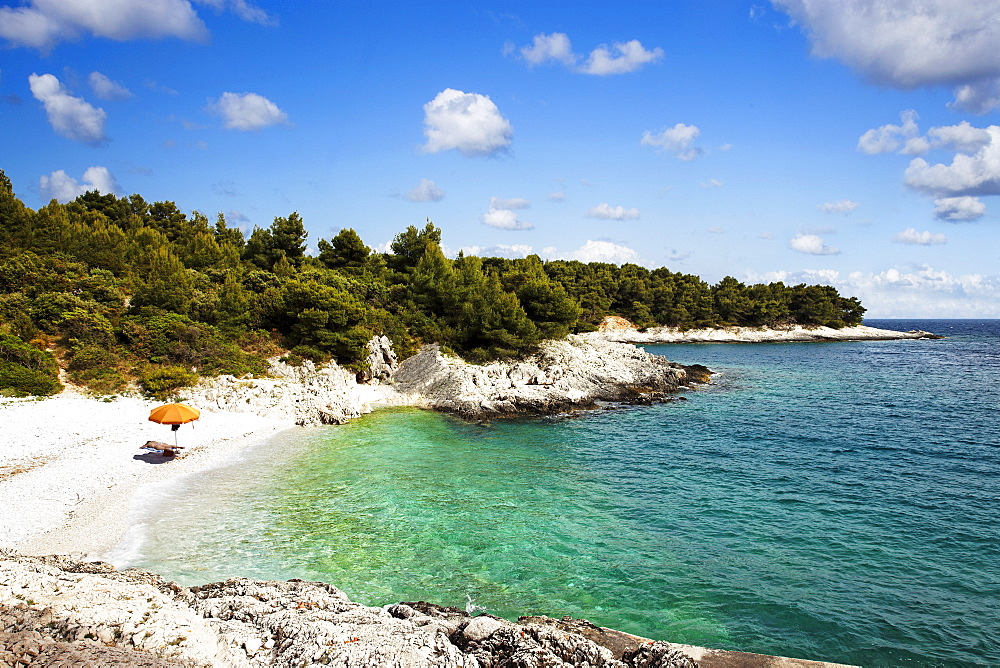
<box><xmin>118</xmin><ymin>319</ymin><xmax>1000</xmax><ymax>666</ymax></box>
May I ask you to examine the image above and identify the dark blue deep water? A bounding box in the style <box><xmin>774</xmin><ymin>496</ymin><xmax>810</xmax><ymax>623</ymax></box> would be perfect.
<box><xmin>126</xmin><ymin>320</ymin><xmax>1000</xmax><ymax>666</ymax></box>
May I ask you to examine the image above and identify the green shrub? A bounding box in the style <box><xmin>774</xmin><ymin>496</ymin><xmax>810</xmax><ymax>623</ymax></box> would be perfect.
<box><xmin>66</xmin><ymin>343</ymin><xmax>128</xmax><ymax>394</ymax></box>
<box><xmin>120</xmin><ymin>313</ymin><xmax>268</xmax><ymax>376</ymax></box>
<box><xmin>290</xmin><ymin>345</ymin><xmax>329</xmax><ymax>364</ymax></box>
<box><xmin>138</xmin><ymin>366</ymin><xmax>199</xmax><ymax>400</ymax></box>
<box><xmin>70</xmin><ymin>367</ymin><xmax>128</xmax><ymax>395</ymax></box>
<box><xmin>59</xmin><ymin>307</ymin><xmax>115</xmax><ymax>346</ymax></box>
<box><xmin>279</xmin><ymin>351</ymin><xmax>306</xmax><ymax>367</ymax></box>
<box><xmin>0</xmin><ymin>333</ymin><xmax>61</xmax><ymax>396</ymax></box>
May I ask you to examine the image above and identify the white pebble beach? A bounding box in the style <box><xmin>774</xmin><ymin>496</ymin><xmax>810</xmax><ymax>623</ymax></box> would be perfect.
<box><xmin>0</xmin><ymin>391</ymin><xmax>297</xmax><ymax>561</ymax></box>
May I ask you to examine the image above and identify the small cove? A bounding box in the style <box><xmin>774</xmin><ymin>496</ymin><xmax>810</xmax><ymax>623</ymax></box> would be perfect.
<box><xmin>120</xmin><ymin>320</ymin><xmax>1000</xmax><ymax>666</ymax></box>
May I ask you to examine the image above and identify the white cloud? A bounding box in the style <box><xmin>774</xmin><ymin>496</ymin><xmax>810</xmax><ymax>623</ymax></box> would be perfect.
<box><xmin>510</xmin><ymin>32</ymin><xmax>663</xmax><ymax>75</ymax></box>
<box><xmin>747</xmin><ymin>265</ymin><xmax>1000</xmax><ymax>317</ymax></box>
<box><xmin>193</xmin><ymin>0</ymin><xmax>274</xmax><ymax>26</ymax></box>
<box><xmin>212</xmin><ymin>180</ymin><xmax>237</xmax><ymax>196</ymax></box>
<box><xmin>819</xmin><ymin>199</ymin><xmax>858</xmax><ymax>214</ymax></box>
<box><xmin>209</xmin><ymin>92</ymin><xmax>288</xmax><ymax>130</ymax></box>
<box><xmin>145</xmin><ymin>79</ymin><xmax>178</xmax><ymax>95</ymax></box>
<box><xmin>547</xmin><ymin>191</ymin><xmax>566</xmax><ymax>202</ymax></box>
<box><xmin>893</xmin><ymin>227</ymin><xmax>947</xmax><ymax>245</ymax></box>
<box><xmin>405</xmin><ymin>178</ymin><xmax>444</xmax><ymax>202</ymax></box>
<box><xmin>579</xmin><ymin>39</ymin><xmax>664</xmax><ymax>75</ymax></box>
<box><xmin>789</xmin><ymin>233</ymin><xmax>840</xmax><ymax>255</ymax></box>
<box><xmin>851</xmin><ymin>266</ymin><xmax>1000</xmax><ymax>317</ymax></box>
<box><xmin>857</xmin><ymin>266</ymin><xmax>1000</xmax><ymax>317</ymax></box>
<box><xmin>928</xmin><ymin>121</ymin><xmax>991</xmax><ymax>153</ymax></box>
<box><xmin>933</xmin><ymin>196</ymin><xmax>986</xmax><ymax>222</ymax></box>
<box><xmin>517</xmin><ymin>32</ymin><xmax>576</xmax><ymax>67</ymax></box>
<box><xmin>39</xmin><ymin>166</ymin><xmax>119</xmax><ymax>202</ymax></box>
<box><xmin>482</xmin><ymin>209</ymin><xmax>532</xmax><ymax>231</ymax></box>
<box><xmin>544</xmin><ymin>240</ymin><xmax>641</xmax><ymax>264</ymax></box>
<box><xmin>227</xmin><ymin>209</ymin><xmax>250</xmax><ymax>225</ymax></box>
<box><xmin>490</xmin><ymin>196</ymin><xmax>529</xmax><ymax>210</ymax></box>
<box><xmin>482</xmin><ymin>198</ymin><xmax>532</xmax><ymax>230</ymax></box>
<box><xmin>666</xmin><ymin>249</ymin><xmax>691</xmax><ymax>261</ymax></box>
<box><xmin>0</xmin><ymin>0</ymin><xmax>209</xmax><ymax>50</ymax></box>
<box><xmin>904</xmin><ymin>126</ymin><xmax>1000</xmax><ymax>197</ymax></box>
<box><xmin>586</xmin><ymin>202</ymin><xmax>640</xmax><ymax>220</ymax></box>
<box><xmin>861</xmin><ymin>115</ymin><xmax>999</xmax><ymax>218</ymax></box>
<box><xmin>29</xmin><ymin>73</ymin><xmax>107</xmax><ymax>144</ymax></box>
<box><xmin>700</xmin><ymin>179</ymin><xmax>723</xmax><ymax>189</ymax></box>
<box><xmin>950</xmin><ymin>80</ymin><xmax>1000</xmax><ymax>115</ymax></box>
<box><xmin>641</xmin><ymin>123</ymin><xmax>704</xmax><ymax>161</ymax></box>
<box><xmin>421</xmin><ymin>88</ymin><xmax>513</xmax><ymax>157</ymax></box>
<box><xmin>88</xmin><ymin>71</ymin><xmax>132</xmax><ymax>100</ymax></box>
<box><xmin>857</xmin><ymin>109</ymin><xmax>925</xmax><ymax>155</ymax></box>
<box><xmin>773</xmin><ymin>0</ymin><xmax>1000</xmax><ymax>113</ymax></box>
<box><xmin>748</xmin><ymin>268</ymin><xmax>841</xmax><ymax>285</ymax></box>
<box><xmin>459</xmin><ymin>244</ymin><xmax>534</xmax><ymax>259</ymax></box>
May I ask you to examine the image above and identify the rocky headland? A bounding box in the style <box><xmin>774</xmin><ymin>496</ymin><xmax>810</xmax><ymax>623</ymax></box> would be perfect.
<box><xmin>586</xmin><ymin>317</ymin><xmax>940</xmax><ymax>344</ymax></box>
<box><xmin>390</xmin><ymin>335</ymin><xmax>711</xmax><ymax>419</ymax></box>
<box><xmin>0</xmin><ymin>553</ymin><xmax>853</xmax><ymax>668</ymax></box>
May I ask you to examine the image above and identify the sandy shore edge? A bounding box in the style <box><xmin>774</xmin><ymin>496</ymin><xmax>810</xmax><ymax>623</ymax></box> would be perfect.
<box><xmin>0</xmin><ymin>393</ymin><xmax>300</xmax><ymax>561</ymax></box>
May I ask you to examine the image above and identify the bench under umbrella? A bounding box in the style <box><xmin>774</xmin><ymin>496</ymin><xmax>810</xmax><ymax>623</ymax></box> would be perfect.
<box><xmin>148</xmin><ymin>402</ymin><xmax>201</xmax><ymax>449</ymax></box>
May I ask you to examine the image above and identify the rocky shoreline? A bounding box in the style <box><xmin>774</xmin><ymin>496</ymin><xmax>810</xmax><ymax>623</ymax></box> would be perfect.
<box><xmin>390</xmin><ymin>336</ymin><xmax>711</xmax><ymax>419</ymax></box>
<box><xmin>586</xmin><ymin>319</ymin><xmax>941</xmax><ymax>345</ymax></box>
<box><xmin>0</xmin><ymin>553</ymin><xmax>852</xmax><ymax>668</ymax></box>
<box><xmin>187</xmin><ymin>334</ymin><xmax>711</xmax><ymax>427</ymax></box>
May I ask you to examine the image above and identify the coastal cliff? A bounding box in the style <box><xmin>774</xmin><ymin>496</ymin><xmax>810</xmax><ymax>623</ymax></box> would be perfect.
<box><xmin>2</xmin><ymin>553</ymin><xmax>854</xmax><ymax>668</ymax></box>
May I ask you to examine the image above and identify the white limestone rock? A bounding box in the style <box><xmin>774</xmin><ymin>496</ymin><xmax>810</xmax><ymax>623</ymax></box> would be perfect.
<box><xmin>390</xmin><ymin>335</ymin><xmax>698</xmax><ymax>418</ymax></box>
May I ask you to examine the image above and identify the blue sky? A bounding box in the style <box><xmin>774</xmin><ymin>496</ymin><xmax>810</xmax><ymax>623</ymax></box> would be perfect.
<box><xmin>3</xmin><ymin>0</ymin><xmax>1000</xmax><ymax>317</ymax></box>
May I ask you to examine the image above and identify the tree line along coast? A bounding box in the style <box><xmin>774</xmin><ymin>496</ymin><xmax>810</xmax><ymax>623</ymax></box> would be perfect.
<box><xmin>0</xmin><ymin>168</ymin><xmax>866</xmax><ymax>399</ymax></box>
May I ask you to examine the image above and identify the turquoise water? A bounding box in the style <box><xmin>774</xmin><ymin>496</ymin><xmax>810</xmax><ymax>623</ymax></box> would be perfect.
<box><xmin>126</xmin><ymin>319</ymin><xmax>1000</xmax><ymax>666</ymax></box>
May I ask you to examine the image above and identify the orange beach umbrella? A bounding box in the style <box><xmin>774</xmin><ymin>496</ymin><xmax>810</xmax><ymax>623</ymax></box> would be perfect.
<box><xmin>149</xmin><ymin>403</ymin><xmax>200</xmax><ymax>447</ymax></box>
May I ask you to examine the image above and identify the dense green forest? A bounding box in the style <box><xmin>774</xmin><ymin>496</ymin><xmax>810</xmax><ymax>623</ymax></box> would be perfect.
<box><xmin>0</xmin><ymin>169</ymin><xmax>864</xmax><ymax>397</ymax></box>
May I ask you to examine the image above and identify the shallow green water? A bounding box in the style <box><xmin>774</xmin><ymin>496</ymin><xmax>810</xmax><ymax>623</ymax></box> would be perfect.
<box><xmin>124</xmin><ymin>320</ymin><xmax>1000</xmax><ymax>666</ymax></box>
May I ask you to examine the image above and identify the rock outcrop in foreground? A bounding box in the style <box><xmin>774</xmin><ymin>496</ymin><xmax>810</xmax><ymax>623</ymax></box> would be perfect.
<box><xmin>0</xmin><ymin>553</ymin><xmax>698</xmax><ymax>667</ymax></box>
<box><xmin>391</xmin><ymin>335</ymin><xmax>710</xmax><ymax>418</ymax></box>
